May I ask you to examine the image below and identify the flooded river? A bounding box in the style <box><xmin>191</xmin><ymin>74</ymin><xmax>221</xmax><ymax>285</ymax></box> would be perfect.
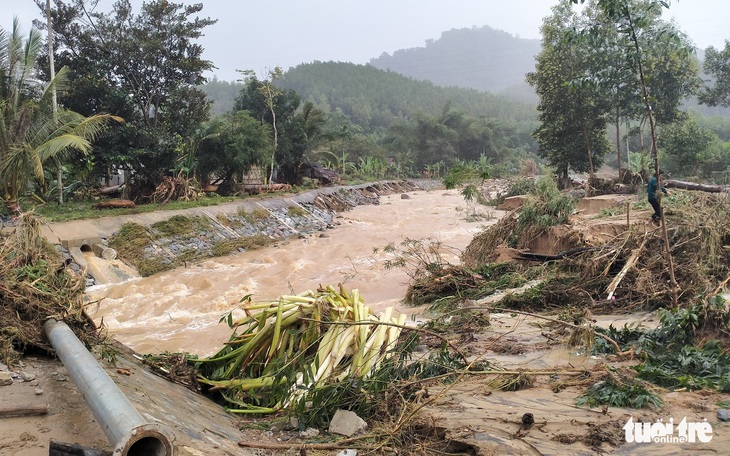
<box><xmin>86</xmin><ymin>188</ymin><xmax>500</xmax><ymax>356</ymax></box>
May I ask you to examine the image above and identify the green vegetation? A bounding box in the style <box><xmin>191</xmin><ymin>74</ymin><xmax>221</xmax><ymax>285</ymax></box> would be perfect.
<box><xmin>286</xmin><ymin>205</ymin><xmax>308</xmax><ymax>218</ymax></box>
<box><xmin>238</xmin><ymin>207</ymin><xmax>270</xmax><ymax>223</ymax></box>
<box><xmin>516</xmin><ymin>177</ymin><xmax>575</xmax><ymax>229</ymax></box>
<box><xmin>577</xmin><ymin>372</ymin><xmax>663</xmax><ymax>409</ymax></box>
<box><xmin>592</xmin><ymin>301</ymin><xmax>730</xmax><ymax>392</ymax></box>
<box><xmin>151</xmin><ymin>215</ymin><xmax>210</xmax><ymax>237</ymax></box>
<box><xmin>108</xmin><ymin>223</ymin><xmax>155</xmax><ymax>271</ymax></box>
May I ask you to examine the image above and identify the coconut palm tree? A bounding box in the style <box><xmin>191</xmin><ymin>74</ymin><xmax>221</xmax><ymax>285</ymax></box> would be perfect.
<box><xmin>0</xmin><ymin>18</ymin><xmax>121</xmax><ymax>213</ymax></box>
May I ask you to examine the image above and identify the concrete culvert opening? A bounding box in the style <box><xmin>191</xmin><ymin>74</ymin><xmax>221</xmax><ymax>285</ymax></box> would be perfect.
<box><xmin>80</xmin><ymin>244</ymin><xmax>93</xmax><ymax>252</ymax></box>
<box><xmin>124</xmin><ymin>435</ymin><xmax>172</xmax><ymax>456</ymax></box>
<box><xmin>116</xmin><ymin>424</ymin><xmax>175</xmax><ymax>456</ymax></box>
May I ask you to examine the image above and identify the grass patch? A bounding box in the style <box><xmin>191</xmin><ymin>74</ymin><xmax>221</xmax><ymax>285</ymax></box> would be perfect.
<box><xmin>216</xmin><ymin>213</ymin><xmax>242</xmax><ymax>228</ymax></box>
<box><xmin>151</xmin><ymin>215</ymin><xmax>211</xmax><ymax>237</ymax></box>
<box><xmin>137</xmin><ymin>257</ymin><xmax>171</xmax><ymax>277</ymax></box>
<box><xmin>109</xmin><ymin>223</ymin><xmax>155</xmax><ymax>267</ymax></box>
<box><xmin>287</xmin><ymin>205</ymin><xmax>308</xmax><ymax>217</ymax></box>
<box><xmin>238</xmin><ymin>207</ymin><xmax>270</xmax><ymax>223</ymax></box>
<box><xmin>211</xmin><ymin>234</ymin><xmax>274</xmax><ymax>256</ymax></box>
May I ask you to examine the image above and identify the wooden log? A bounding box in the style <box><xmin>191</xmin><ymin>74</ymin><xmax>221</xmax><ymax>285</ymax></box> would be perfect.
<box><xmin>97</xmin><ymin>185</ymin><xmax>123</xmax><ymax>196</ymax></box>
<box><xmin>49</xmin><ymin>440</ymin><xmax>110</xmax><ymax>456</ymax></box>
<box><xmin>664</xmin><ymin>179</ymin><xmax>727</xmax><ymax>193</ymax></box>
<box><xmin>91</xmin><ymin>199</ymin><xmax>136</xmax><ymax>210</ymax></box>
<box><xmin>0</xmin><ymin>404</ymin><xmax>48</xmax><ymax>418</ymax></box>
<box><xmin>240</xmin><ymin>183</ymin><xmax>292</xmax><ymax>195</ymax></box>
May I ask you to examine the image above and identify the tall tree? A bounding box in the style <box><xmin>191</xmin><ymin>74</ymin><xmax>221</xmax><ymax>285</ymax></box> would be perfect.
<box><xmin>573</xmin><ymin>0</ymin><xmax>693</xmax><ymax>307</ymax></box>
<box><xmin>238</xmin><ymin>68</ymin><xmax>285</xmax><ymax>183</ymax></box>
<box><xmin>196</xmin><ymin>111</ymin><xmax>271</xmax><ymax>194</ymax></box>
<box><xmin>527</xmin><ymin>0</ymin><xmax>611</xmax><ymax>182</ymax></box>
<box><xmin>700</xmin><ymin>40</ymin><xmax>730</xmax><ymax>108</ymax></box>
<box><xmin>36</xmin><ymin>0</ymin><xmax>216</xmax><ymax>194</ymax></box>
<box><xmin>659</xmin><ymin>118</ymin><xmax>716</xmax><ymax>177</ymax></box>
<box><xmin>234</xmin><ymin>71</ymin><xmax>302</xmax><ymax>183</ymax></box>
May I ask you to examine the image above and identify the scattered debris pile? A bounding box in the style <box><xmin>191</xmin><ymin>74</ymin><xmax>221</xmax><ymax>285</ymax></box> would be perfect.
<box><xmin>456</xmin><ymin>189</ymin><xmax>730</xmax><ymax>313</ymax></box>
<box><xmin>148</xmin><ymin>285</ymin><xmax>409</xmax><ymax>426</ymax></box>
<box><xmin>0</xmin><ymin>213</ymin><xmax>98</xmax><ymax>364</ymax></box>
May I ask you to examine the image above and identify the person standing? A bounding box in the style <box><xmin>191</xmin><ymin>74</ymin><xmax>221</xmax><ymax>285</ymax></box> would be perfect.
<box><xmin>647</xmin><ymin>170</ymin><xmax>669</xmax><ymax>224</ymax></box>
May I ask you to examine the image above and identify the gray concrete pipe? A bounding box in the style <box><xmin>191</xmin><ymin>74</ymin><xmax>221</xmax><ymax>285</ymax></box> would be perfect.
<box><xmin>43</xmin><ymin>319</ymin><xmax>176</xmax><ymax>456</ymax></box>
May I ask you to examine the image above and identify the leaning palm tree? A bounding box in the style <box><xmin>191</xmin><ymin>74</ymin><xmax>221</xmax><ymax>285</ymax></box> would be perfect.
<box><xmin>0</xmin><ymin>18</ymin><xmax>122</xmax><ymax>213</ymax></box>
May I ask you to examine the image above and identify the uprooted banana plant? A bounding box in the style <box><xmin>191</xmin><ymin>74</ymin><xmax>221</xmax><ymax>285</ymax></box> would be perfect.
<box><xmin>189</xmin><ymin>284</ymin><xmax>408</xmax><ymax>414</ymax></box>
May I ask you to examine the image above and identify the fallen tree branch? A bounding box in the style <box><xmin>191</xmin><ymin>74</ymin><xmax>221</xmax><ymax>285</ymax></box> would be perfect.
<box><xmin>605</xmin><ymin>237</ymin><xmax>648</xmax><ymax>300</ymax></box>
<box><xmin>664</xmin><ymin>179</ymin><xmax>727</xmax><ymax>193</ymax></box>
<box><xmin>0</xmin><ymin>404</ymin><xmax>48</xmax><ymax>417</ymax></box>
<box><xmin>713</xmin><ymin>273</ymin><xmax>730</xmax><ymax>296</ymax></box>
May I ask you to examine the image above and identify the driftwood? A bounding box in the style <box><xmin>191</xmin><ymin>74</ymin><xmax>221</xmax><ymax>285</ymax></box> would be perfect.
<box><xmin>664</xmin><ymin>179</ymin><xmax>728</xmax><ymax>193</ymax></box>
<box><xmin>241</xmin><ymin>183</ymin><xmax>292</xmax><ymax>195</ymax></box>
<box><xmin>49</xmin><ymin>440</ymin><xmax>110</xmax><ymax>456</ymax></box>
<box><xmin>91</xmin><ymin>199</ymin><xmax>136</xmax><ymax>210</ymax></box>
<box><xmin>97</xmin><ymin>184</ymin><xmax>123</xmax><ymax>196</ymax></box>
<box><xmin>0</xmin><ymin>404</ymin><xmax>48</xmax><ymax>417</ymax></box>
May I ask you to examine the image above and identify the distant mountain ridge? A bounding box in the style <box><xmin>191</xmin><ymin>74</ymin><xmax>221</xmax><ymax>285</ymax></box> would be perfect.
<box><xmin>369</xmin><ymin>25</ymin><xmax>541</xmax><ymax>95</ymax></box>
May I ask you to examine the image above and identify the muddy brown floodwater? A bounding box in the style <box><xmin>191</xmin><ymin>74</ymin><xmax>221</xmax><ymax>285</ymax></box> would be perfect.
<box><xmin>85</xmin><ymin>188</ymin><xmax>499</xmax><ymax>356</ymax></box>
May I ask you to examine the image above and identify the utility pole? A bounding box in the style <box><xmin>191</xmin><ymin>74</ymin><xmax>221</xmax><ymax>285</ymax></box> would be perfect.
<box><xmin>46</xmin><ymin>0</ymin><xmax>63</xmax><ymax>204</ymax></box>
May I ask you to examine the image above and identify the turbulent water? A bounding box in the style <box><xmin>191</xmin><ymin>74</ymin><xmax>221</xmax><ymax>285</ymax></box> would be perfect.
<box><xmin>86</xmin><ymin>188</ymin><xmax>500</xmax><ymax>356</ymax></box>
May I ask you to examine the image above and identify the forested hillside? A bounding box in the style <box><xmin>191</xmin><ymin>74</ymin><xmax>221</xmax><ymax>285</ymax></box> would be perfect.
<box><xmin>278</xmin><ymin>61</ymin><xmax>537</xmax><ymax>134</ymax></box>
<box><xmin>369</xmin><ymin>26</ymin><xmax>541</xmax><ymax>97</ymax></box>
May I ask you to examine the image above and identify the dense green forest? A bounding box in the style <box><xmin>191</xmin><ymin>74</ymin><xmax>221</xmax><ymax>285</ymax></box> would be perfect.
<box><xmin>279</xmin><ymin>61</ymin><xmax>539</xmax><ymax>134</ymax></box>
<box><xmin>4</xmin><ymin>0</ymin><xmax>730</xmax><ymax>217</ymax></box>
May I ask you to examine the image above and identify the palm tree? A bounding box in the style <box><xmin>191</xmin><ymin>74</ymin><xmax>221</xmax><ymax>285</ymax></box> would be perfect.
<box><xmin>0</xmin><ymin>18</ymin><xmax>121</xmax><ymax>213</ymax></box>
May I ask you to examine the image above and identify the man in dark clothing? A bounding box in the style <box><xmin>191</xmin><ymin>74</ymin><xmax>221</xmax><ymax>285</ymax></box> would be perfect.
<box><xmin>647</xmin><ymin>170</ymin><xmax>669</xmax><ymax>223</ymax></box>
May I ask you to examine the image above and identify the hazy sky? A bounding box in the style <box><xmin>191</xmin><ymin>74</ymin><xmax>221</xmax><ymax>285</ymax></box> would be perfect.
<box><xmin>4</xmin><ymin>0</ymin><xmax>729</xmax><ymax>82</ymax></box>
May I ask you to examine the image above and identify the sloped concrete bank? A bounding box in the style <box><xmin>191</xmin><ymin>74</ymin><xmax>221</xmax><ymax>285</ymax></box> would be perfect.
<box><xmin>47</xmin><ymin>180</ymin><xmax>439</xmax><ymax>283</ymax></box>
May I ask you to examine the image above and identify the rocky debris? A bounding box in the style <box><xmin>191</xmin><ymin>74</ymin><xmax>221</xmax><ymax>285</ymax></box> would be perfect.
<box><xmin>328</xmin><ymin>409</ymin><xmax>368</xmax><ymax>437</ymax></box>
<box><xmin>718</xmin><ymin>409</ymin><xmax>730</xmax><ymax>421</ymax></box>
<box><xmin>299</xmin><ymin>427</ymin><xmax>320</xmax><ymax>438</ymax></box>
<box><xmin>0</xmin><ymin>371</ymin><xmax>13</xmax><ymax>386</ymax></box>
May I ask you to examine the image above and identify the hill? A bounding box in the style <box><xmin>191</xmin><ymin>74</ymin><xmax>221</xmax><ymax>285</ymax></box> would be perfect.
<box><xmin>278</xmin><ymin>61</ymin><xmax>537</xmax><ymax>134</ymax></box>
<box><xmin>369</xmin><ymin>25</ymin><xmax>540</xmax><ymax>100</ymax></box>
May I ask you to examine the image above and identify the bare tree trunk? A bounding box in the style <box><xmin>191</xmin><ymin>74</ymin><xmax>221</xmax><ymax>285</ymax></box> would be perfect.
<box><xmin>615</xmin><ymin>107</ymin><xmax>622</xmax><ymax>177</ymax></box>
<box><xmin>580</xmin><ymin>121</ymin><xmax>595</xmax><ymax>187</ymax></box>
<box><xmin>629</xmin><ymin>12</ymin><xmax>678</xmax><ymax>308</ymax></box>
<box><xmin>664</xmin><ymin>179</ymin><xmax>727</xmax><ymax>193</ymax></box>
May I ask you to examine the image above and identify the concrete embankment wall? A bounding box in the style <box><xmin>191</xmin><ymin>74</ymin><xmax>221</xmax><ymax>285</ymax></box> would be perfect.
<box><xmin>45</xmin><ymin>180</ymin><xmax>438</xmax><ymax>283</ymax></box>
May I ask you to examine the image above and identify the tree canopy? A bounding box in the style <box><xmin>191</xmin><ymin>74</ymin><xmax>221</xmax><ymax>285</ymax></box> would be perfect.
<box><xmin>36</xmin><ymin>0</ymin><xmax>216</xmax><ymax>195</ymax></box>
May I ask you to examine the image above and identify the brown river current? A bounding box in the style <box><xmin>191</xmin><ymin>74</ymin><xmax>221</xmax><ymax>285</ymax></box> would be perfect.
<box><xmin>85</xmin><ymin>188</ymin><xmax>498</xmax><ymax>356</ymax></box>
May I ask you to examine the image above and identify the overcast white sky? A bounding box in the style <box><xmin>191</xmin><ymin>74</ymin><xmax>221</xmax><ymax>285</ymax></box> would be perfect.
<box><xmin>3</xmin><ymin>0</ymin><xmax>729</xmax><ymax>82</ymax></box>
